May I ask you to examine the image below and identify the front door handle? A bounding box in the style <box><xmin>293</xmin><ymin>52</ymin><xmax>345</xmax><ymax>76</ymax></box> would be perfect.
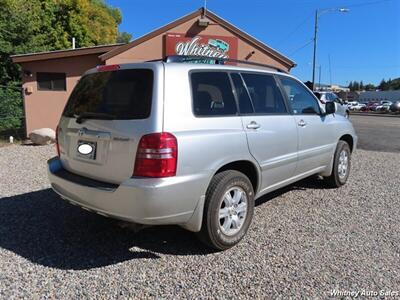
<box><xmin>298</xmin><ymin>119</ymin><xmax>307</xmax><ymax>127</ymax></box>
<box><xmin>246</xmin><ymin>121</ymin><xmax>260</xmax><ymax>130</ymax></box>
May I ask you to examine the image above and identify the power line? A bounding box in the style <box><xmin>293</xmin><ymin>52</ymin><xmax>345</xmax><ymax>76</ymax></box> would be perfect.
<box><xmin>276</xmin><ymin>12</ymin><xmax>313</xmax><ymax>46</ymax></box>
<box><xmin>345</xmin><ymin>0</ymin><xmax>396</xmax><ymax>8</ymax></box>
<box><xmin>288</xmin><ymin>39</ymin><xmax>313</xmax><ymax>55</ymax></box>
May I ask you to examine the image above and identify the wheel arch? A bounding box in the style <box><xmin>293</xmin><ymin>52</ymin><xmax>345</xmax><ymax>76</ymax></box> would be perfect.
<box><xmin>339</xmin><ymin>134</ymin><xmax>354</xmax><ymax>152</ymax></box>
<box><xmin>214</xmin><ymin>160</ymin><xmax>260</xmax><ymax>194</ymax></box>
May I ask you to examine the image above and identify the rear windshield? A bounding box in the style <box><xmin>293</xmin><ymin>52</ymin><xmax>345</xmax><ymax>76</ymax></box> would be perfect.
<box><xmin>63</xmin><ymin>69</ymin><xmax>153</xmax><ymax>119</ymax></box>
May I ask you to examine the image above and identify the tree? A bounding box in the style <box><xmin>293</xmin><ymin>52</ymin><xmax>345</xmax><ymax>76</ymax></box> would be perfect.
<box><xmin>348</xmin><ymin>81</ymin><xmax>353</xmax><ymax>91</ymax></box>
<box><xmin>379</xmin><ymin>79</ymin><xmax>388</xmax><ymax>91</ymax></box>
<box><xmin>389</xmin><ymin>78</ymin><xmax>400</xmax><ymax>90</ymax></box>
<box><xmin>117</xmin><ymin>31</ymin><xmax>132</xmax><ymax>43</ymax></box>
<box><xmin>365</xmin><ymin>83</ymin><xmax>375</xmax><ymax>91</ymax></box>
<box><xmin>360</xmin><ymin>81</ymin><xmax>364</xmax><ymax>91</ymax></box>
<box><xmin>0</xmin><ymin>0</ymin><xmax>131</xmax><ymax>132</ymax></box>
<box><xmin>0</xmin><ymin>83</ymin><xmax>22</xmax><ymax>131</ymax></box>
<box><xmin>353</xmin><ymin>81</ymin><xmax>360</xmax><ymax>91</ymax></box>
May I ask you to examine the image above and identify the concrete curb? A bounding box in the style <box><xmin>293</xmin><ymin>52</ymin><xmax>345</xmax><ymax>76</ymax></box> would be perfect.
<box><xmin>350</xmin><ymin>112</ymin><xmax>400</xmax><ymax>118</ymax></box>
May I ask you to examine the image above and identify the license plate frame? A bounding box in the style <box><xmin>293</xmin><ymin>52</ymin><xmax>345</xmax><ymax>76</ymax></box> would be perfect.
<box><xmin>77</xmin><ymin>140</ymin><xmax>97</xmax><ymax>160</ymax></box>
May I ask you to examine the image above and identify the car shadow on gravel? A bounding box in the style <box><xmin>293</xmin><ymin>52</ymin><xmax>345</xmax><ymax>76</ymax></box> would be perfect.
<box><xmin>255</xmin><ymin>176</ymin><xmax>332</xmax><ymax>206</ymax></box>
<box><xmin>0</xmin><ymin>189</ymin><xmax>213</xmax><ymax>270</ymax></box>
<box><xmin>0</xmin><ymin>176</ymin><xmax>326</xmax><ymax>270</ymax></box>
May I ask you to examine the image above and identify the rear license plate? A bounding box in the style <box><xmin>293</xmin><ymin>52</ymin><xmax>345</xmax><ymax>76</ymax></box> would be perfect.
<box><xmin>77</xmin><ymin>140</ymin><xmax>97</xmax><ymax>160</ymax></box>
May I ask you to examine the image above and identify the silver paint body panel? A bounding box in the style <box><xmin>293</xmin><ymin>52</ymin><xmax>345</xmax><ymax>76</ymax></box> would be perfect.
<box><xmin>48</xmin><ymin>62</ymin><xmax>357</xmax><ymax>232</ymax></box>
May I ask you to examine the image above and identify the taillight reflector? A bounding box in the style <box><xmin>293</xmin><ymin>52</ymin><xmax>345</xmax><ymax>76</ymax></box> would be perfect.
<box><xmin>96</xmin><ymin>64</ymin><xmax>120</xmax><ymax>72</ymax></box>
<box><xmin>133</xmin><ymin>132</ymin><xmax>177</xmax><ymax>178</ymax></box>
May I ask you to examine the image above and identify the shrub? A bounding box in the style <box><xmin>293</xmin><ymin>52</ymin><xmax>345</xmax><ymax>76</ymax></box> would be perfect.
<box><xmin>0</xmin><ymin>83</ymin><xmax>23</xmax><ymax>131</ymax></box>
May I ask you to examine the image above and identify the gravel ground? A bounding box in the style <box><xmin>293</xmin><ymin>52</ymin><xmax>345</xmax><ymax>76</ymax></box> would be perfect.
<box><xmin>0</xmin><ymin>144</ymin><xmax>399</xmax><ymax>299</ymax></box>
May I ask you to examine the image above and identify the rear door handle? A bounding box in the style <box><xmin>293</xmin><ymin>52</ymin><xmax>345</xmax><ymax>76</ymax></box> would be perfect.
<box><xmin>298</xmin><ymin>119</ymin><xmax>307</xmax><ymax>127</ymax></box>
<box><xmin>246</xmin><ymin>121</ymin><xmax>260</xmax><ymax>130</ymax></box>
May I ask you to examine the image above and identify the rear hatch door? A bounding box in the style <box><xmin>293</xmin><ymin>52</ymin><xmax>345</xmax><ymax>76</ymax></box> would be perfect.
<box><xmin>57</xmin><ymin>64</ymin><xmax>163</xmax><ymax>184</ymax></box>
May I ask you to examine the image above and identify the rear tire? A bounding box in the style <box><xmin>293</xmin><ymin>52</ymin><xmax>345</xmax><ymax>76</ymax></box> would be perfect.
<box><xmin>324</xmin><ymin>141</ymin><xmax>351</xmax><ymax>188</ymax></box>
<box><xmin>197</xmin><ymin>170</ymin><xmax>254</xmax><ymax>250</ymax></box>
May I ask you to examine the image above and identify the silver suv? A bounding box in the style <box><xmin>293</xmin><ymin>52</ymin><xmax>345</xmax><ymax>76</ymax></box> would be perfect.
<box><xmin>48</xmin><ymin>57</ymin><xmax>357</xmax><ymax>250</ymax></box>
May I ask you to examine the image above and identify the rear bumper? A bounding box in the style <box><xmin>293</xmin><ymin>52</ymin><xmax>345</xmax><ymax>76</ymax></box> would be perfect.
<box><xmin>47</xmin><ymin>157</ymin><xmax>209</xmax><ymax>230</ymax></box>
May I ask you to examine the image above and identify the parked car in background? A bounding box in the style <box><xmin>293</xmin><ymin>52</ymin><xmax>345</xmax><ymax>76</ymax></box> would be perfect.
<box><xmin>377</xmin><ymin>103</ymin><xmax>392</xmax><ymax>112</ymax></box>
<box><xmin>390</xmin><ymin>101</ymin><xmax>400</xmax><ymax>112</ymax></box>
<box><xmin>347</xmin><ymin>101</ymin><xmax>366</xmax><ymax>111</ymax></box>
<box><xmin>366</xmin><ymin>101</ymin><xmax>380</xmax><ymax>111</ymax></box>
<box><xmin>376</xmin><ymin>101</ymin><xmax>392</xmax><ymax>111</ymax></box>
<box><xmin>347</xmin><ymin>101</ymin><xmax>357</xmax><ymax>109</ymax></box>
<box><xmin>47</xmin><ymin>57</ymin><xmax>357</xmax><ymax>250</ymax></box>
<box><xmin>314</xmin><ymin>91</ymin><xmax>350</xmax><ymax>118</ymax></box>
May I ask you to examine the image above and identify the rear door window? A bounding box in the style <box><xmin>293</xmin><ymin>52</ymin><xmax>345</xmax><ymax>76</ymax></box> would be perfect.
<box><xmin>230</xmin><ymin>73</ymin><xmax>254</xmax><ymax>114</ymax></box>
<box><xmin>191</xmin><ymin>72</ymin><xmax>237</xmax><ymax>116</ymax></box>
<box><xmin>63</xmin><ymin>69</ymin><xmax>153</xmax><ymax>119</ymax></box>
<box><xmin>241</xmin><ymin>73</ymin><xmax>287</xmax><ymax>114</ymax></box>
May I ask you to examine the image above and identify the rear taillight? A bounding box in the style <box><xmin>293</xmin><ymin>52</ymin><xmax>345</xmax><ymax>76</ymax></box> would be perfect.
<box><xmin>133</xmin><ymin>132</ymin><xmax>177</xmax><ymax>178</ymax></box>
<box><xmin>55</xmin><ymin>125</ymin><xmax>60</xmax><ymax>157</ymax></box>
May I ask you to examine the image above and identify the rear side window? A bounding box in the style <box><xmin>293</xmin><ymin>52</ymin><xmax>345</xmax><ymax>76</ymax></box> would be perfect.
<box><xmin>241</xmin><ymin>73</ymin><xmax>287</xmax><ymax>114</ymax></box>
<box><xmin>63</xmin><ymin>69</ymin><xmax>153</xmax><ymax>119</ymax></box>
<box><xmin>191</xmin><ymin>72</ymin><xmax>237</xmax><ymax>116</ymax></box>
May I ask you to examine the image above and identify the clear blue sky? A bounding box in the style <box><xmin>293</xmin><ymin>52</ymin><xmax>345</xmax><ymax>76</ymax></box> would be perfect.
<box><xmin>106</xmin><ymin>0</ymin><xmax>400</xmax><ymax>86</ymax></box>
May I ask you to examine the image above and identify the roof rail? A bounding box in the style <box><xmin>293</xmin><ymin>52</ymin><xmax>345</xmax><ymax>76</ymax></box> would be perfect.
<box><xmin>163</xmin><ymin>55</ymin><xmax>288</xmax><ymax>73</ymax></box>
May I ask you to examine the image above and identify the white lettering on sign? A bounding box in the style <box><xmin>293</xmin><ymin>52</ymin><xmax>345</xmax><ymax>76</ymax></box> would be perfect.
<box><xmin>175</xmin><ymin>37</ymin><xmax>230</xmax><ymax>58</ymax></box>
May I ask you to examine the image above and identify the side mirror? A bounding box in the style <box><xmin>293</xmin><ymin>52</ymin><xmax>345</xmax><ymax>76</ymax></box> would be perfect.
<box><xmin>314</xmin><ymin>92</ymin><xmax>321</xmax><ymax>99</ymax></box>
<box><xmin>325</xmin><ymin>101</ymin><xmax>336</xmax><ymax>115</ymax></box>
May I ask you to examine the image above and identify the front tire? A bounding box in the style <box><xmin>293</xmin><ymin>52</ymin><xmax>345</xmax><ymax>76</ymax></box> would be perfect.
<box><xmin>197</xmin><ymin>170</ymin><xmax>254</xmax><ymax>250</ymax></box>
<box><xmin>324</xmin><ymin>141</ymin><xmax>351</xmax><ymax>188</ymax></box>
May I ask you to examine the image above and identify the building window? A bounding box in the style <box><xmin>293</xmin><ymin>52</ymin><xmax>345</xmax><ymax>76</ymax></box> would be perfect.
<box><xmin>37</xmin><ymin>72</ymin><xmax>66</xmax><ymax>91</ymax></box>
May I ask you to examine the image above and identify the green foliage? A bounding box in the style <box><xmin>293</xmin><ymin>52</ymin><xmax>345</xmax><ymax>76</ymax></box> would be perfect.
<box><xmin>117</xmin><ymin>31</ymin><xmax>132</xmax><ymax>43</ymax></box>
<box><xmin>364</xmin><ymin>84</ymin><xmax>375</xmax><ymax>91</ymax></box>
<box><xmin>348</xmin><ymin>81</ymin><xmax>353</xmax><ymax>91</ymax></box>
<box><xmin>349</xmin><ymin>78</ymin><xmax>400</xmax><ymax>92</ymax></box>
<box><xmin>0</xmin><ymin>0</ymin><xmax>131</xmax><ymax>131</ymax></box>
<box><xmin>378</xmin><ymin>78</ymin><xmax>400</xmax><ymax>91</ymax></box>
<box><xmin>0</xmin><ymin>0</ymin><xmax>129</xmax><ymax>83</ymax></box>
<box><xmin>0</xmin><ymin>82</ymin><xmax>23</xmax><ymax>130</ymax></box>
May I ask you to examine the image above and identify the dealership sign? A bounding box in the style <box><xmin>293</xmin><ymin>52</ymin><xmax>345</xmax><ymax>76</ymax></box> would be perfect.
<box><xmin>165</xmin><ymin>33</ymin><xmax>238</xmax><ymax>59</ymax></box>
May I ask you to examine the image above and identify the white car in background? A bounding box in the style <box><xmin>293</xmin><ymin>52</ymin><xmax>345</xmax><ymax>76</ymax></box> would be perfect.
<box><xmin>376</xmin><ymin>101</ymin><xmax>392</xmax><ymax>111</ymax></box>
<box><xmin>314</xmin><ymin>91</ymin><xmax>350</xmax><ymax>118</ymax></box>
<box><xmin>348</xmin><ymin>102</ymin><xmax>366</xmax><ymax>111</ymax></box>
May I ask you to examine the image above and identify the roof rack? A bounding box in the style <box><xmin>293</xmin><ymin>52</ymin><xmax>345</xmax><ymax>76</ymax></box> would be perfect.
<box><xmin>163</xmin><ymin>55</ymin><xmax>288</xmax><ymax>73</ymax></box>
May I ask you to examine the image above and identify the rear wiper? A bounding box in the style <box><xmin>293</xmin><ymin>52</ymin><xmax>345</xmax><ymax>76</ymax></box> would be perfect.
<box><xmin>75</xmin><ymin>112</ymin><xmax>115</xmax><ymax>124</ymax></box>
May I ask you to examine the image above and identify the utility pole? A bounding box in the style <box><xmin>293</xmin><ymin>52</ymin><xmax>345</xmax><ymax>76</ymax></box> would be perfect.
<box><xmin>318</xmin><ymin>65</ymin><xmax>322</xmax><ymax>91</ymax></box>
<box><xmin>329</xmin><ymin>54</ymin><xmax>332</xmax><ymax>86</ymax></box>
<box><xmin>311</xmin><ymin>7</ymin><xmax>349</xmax><ymax>91</ymax></box>
<box><xmin>311</xmin><ymin>10</ymin><xmax>318</xmax><ymax>91</ymax></box>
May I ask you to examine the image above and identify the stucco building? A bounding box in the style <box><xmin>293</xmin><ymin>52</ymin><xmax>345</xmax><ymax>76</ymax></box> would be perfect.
<box><xmin>12</xmin><ymin>7</ymin><xmax>295</xmax><ymax>135</ymax></box>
